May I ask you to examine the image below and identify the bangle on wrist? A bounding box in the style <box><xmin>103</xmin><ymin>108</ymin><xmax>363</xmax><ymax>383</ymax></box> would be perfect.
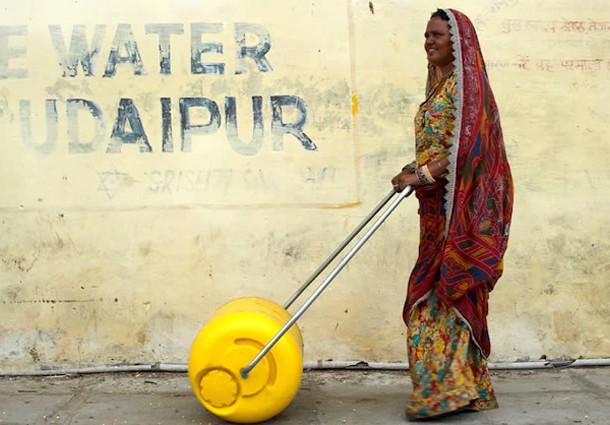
<box><xmin>422</xmin><ymin>164</ymin><xmax>435</xmax><ymax>183</ymax></box>
<box><xmin>415</xmin><ymin>165</ymin><xmax>435</xmax><ymax>185</ymax></box>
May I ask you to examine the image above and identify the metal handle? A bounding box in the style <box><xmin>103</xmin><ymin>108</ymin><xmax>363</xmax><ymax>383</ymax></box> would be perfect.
<box><xmin>241</xmin><ymin>185</ymin><xmax>414</xmax><ymax>378</ymax></box>
<box><xmin>283</xmin><ymin>189</ymin><xmax>397</xmax><ymax>310</ymax></box>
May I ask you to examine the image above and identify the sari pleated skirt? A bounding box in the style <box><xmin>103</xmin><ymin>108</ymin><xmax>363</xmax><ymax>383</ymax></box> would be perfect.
<box><xmin>406</xmin><ymin>291</ymin><xmax>499</xmax><ymax>420</ymax></box>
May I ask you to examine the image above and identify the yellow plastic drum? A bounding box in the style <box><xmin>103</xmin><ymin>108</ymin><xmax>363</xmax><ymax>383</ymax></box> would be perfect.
<box><xmin>188</xmin><ymin>297</ymin><xmax>304</xmax><ymax>423</ymax></box>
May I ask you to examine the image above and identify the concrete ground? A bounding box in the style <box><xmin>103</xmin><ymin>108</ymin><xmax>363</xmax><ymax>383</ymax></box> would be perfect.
<box><xmin>0</xmin><ymin>367</ymin><xmax>609</xmax><ymax>425</ymax></box>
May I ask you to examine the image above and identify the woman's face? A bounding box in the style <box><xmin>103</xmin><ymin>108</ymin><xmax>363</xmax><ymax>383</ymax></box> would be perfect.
<box><xmin>424</xmin><ymin>17</ymin><xmax>454</xmax><ymax>71</ymax></box>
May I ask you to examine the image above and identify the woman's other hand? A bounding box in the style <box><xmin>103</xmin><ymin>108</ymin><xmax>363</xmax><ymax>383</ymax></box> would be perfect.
<box><xmin>392</xmin><ymin>170</ymin><xmax>418</xmax><ymax>192</ymax></box>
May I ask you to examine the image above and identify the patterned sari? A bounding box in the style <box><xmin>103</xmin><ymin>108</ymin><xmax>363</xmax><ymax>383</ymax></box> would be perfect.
<box><xmin>404</xmin><ymin>9</ymin><xmax>514</xmax><ymax>420</ymax></box>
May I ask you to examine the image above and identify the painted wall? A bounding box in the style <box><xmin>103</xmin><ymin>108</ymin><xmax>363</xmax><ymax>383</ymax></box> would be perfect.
<box><xmin>1</xmin><ymin>0</ymin><xmax>608</xmax><ymax>373</ymax></box>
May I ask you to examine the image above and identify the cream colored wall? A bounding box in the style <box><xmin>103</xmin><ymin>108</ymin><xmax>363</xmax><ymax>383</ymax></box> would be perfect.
<box><xmin>1</xmin><ymin>0</ymin><xmax>608</xmax><ymax>373</ymax></box>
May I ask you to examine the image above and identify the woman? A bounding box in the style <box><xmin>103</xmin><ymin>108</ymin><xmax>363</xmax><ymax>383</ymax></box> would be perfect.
<box><xmin>391</xmin><ymin>8</ymin><xmax>514</xmax><ymax>421</ymax></box>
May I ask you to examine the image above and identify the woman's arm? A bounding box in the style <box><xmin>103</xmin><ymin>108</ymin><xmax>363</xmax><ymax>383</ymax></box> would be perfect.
<box><xmin>427</xmin><ymin>156</ymin><xmax>449</xmax><ymax>179</ymax></box>
<box><xmin>392</xmin><ymin>156</ymin><xmax>449</xmax><ymax>192</ymax></box>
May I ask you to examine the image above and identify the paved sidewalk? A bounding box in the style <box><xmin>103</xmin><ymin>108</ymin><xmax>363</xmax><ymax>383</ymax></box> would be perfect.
<box><xmin>0</xmin><ymin>367</ymin><xmax>609</xmax><ymax>425</ymax></box>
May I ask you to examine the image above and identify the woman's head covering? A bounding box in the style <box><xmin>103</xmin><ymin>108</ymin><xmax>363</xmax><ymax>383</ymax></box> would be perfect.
<box><xmin>438</xmin><ymin>9</ymin><xmax>514</xmax><ymax>356</ymax></box>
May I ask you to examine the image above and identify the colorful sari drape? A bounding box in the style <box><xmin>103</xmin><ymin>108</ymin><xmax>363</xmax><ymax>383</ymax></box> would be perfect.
<box><xmin>404</xmin><ymin>8</ymin><xmax>514</xmax><ymax>359</ymax></box>
<box><xmin>403</xmin><ymin>8</ymin><xmax>514</xmax><ymax>420</ymax></box>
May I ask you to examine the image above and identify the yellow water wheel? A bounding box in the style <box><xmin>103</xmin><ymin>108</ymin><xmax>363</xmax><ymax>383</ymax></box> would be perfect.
<box><xmin>188</xmin><ymin>188</ymin><xmax>414</xmax><ymax>423</ymax></box>
<box><xmin>188</xmin><ymin>297</ymin><xmax>304</xmax><ymax>423</ymax></box>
